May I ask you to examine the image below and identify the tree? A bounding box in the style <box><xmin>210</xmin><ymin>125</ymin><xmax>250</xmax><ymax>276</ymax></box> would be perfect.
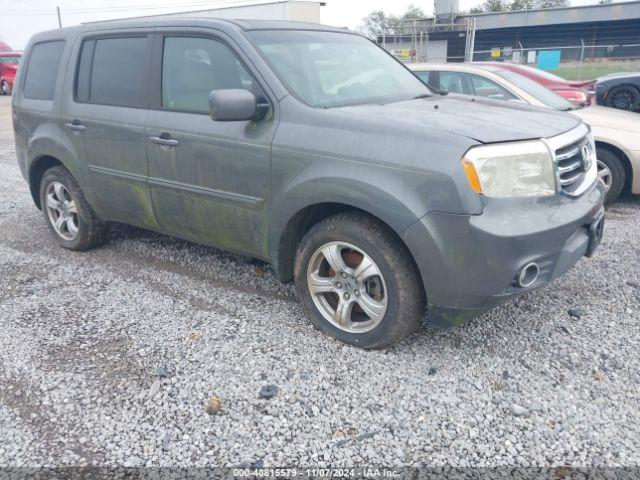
<box><xmin>359</xmin><ymin>10</ymin><xmax>403</xmax><ymax>39</ymax></box>
<box><xmin>358</xmin><ymin>5</ymin><xmax>427</xmax><ymax>39</ymax></box>
<box><xmin>536</xmin><ymin>0</ymin><xmax>569</xmax><ymax>7</ymax></box>
<box><xmin>471</xmin><ymin>0</ymin><xmax>569</xmax><ymax>13</ymax></box>
<box><xmin>401</xmin><ymin>5</ymin><xmax>427</xmax><ymax>19</ymax></box>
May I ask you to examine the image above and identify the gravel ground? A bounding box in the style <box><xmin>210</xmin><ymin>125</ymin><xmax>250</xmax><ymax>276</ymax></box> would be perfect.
<box><xmin>0</xmin><ymin>94</ymin><xmax>639</xmax><ymax>468</ymax></box>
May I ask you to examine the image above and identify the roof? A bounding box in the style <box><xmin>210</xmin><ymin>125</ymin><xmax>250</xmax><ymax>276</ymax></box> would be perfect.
<box><xmin>408</xmin><ymin>62</ymin><xmax>502</xmax><ymax>72</ymax></box>
<box><xmin>79</xmin><ymin>16</ymin><xmax>345</xmax><ymax>32</ymax></box>
<box><xmin>29</xmin><ymin>17</ymin><xmax>350</xmax><ymax>44</ymax></box>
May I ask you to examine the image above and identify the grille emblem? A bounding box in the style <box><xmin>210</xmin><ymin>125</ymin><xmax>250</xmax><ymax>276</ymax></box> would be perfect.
<box><xmin>581</xmin><ymin>145</ymin><xmax>592</xmax><ymax>171</ymax></box>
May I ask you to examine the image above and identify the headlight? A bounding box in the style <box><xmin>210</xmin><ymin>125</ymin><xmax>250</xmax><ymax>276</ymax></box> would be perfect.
<box><xmin>462</xmin><ymin>140</ymin><xmax>556</xmax><ymax>197</ymax></box>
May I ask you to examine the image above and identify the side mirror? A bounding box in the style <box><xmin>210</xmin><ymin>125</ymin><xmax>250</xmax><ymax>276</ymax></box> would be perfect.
<box><xmin>208</xmin><ymin>89</ymin><xmax>268</xmax><ymax>122</ymax></box>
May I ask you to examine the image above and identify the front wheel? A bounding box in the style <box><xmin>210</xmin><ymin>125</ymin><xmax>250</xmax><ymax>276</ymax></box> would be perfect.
<box><xmin>294</xmin><ymin>212</ymin><xmax>425</xmax><ymax>349</ymax></box>
<box><xmin>605</xmin><ymin>85</ymin><xmax>640</xmax><ymax>111</ymax></box>
<box><xmin>596</xmin><ymin>147</ymin><xmax>626</xmax><ymax>204</ymax></box>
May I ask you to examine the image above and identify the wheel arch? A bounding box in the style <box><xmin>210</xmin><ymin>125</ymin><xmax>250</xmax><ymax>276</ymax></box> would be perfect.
<box><xmin>595</xmin><ymin>140</ymin><xmax>633</xmax><ymax>193</ymax></box>
<box><xmin>29</xmin><ymin>155</ymin><xmax>67</xmax><ymax>209</ymax></box>
<box><xmin>273</xmin><ymin>202</ymin><xmax>422</xmax><ymax>286</ymax></box>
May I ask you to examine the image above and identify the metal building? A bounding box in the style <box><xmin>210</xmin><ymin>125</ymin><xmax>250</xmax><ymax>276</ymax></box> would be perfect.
<box><xmin>379</xmin><ymin>0</ymin><xmax>640</xmax><ymax>64</ymax></box>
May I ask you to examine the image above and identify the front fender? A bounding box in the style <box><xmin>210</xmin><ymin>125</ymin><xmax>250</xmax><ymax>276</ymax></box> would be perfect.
<box><xmin>268</xmin><ymin>151</ymin><xmax>455</xmax><ymax>280</ymax></box>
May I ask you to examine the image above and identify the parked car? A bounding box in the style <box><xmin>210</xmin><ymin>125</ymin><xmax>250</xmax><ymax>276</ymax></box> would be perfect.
<box><xmin>475</xmin><ymin>62</ymin><xmax>595</xmax><ymax>107</ymax></box>
<box><xmin>594</xmin><ymin>72</ymin><xmax>640</xmax><ymax>112</ymax></box>
<box><xmin>13</xmin><ymin>20</ymin><xmax>604</xmax><ymax>348</ymax></box>
<box><xmin>410</xmin><ymin>62</ymin><xmax>639</xmax><ymax>203</ymax></box>
<box><xmin>0</xmin><ymin>51</ymin><xmax>21</xmax><ymax>95</ymax></box>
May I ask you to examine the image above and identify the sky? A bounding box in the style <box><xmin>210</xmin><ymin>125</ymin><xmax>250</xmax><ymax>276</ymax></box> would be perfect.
<box><xmin>0</xmin><ymin>0</ymin><xmax>617</xmax><ymax>50</ymax></box>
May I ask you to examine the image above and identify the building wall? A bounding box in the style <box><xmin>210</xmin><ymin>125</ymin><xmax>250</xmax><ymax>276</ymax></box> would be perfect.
<box><xmin>118</xmin><ymin>1</ymin><xmax>322</xmax><ymax>23</ymax></box>
<box><xmin>287</xmin><ymin>2</ymin><xmax>322</xmax><ymax>22</ymax></box>
<box><xmin>473</xmin><ymin>18</ymin><xmax>640</xmax><ymax>50</ymax></box>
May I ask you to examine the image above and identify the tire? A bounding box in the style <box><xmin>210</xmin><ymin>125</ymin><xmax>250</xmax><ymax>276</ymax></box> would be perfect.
<box><xmin>596</xmin><ymin>147</ymin><xmax>626</xmax><ymax>204</ymax></box>
<box><xmin>605</xmin><ymin>85</ymin><xmax>640</xmax><ymax>111</ymax></box>
<box><xmin>0</xmin><ymin>81</ymin><xmax>10</xmax><ymax>96</ymax></box>
<box><xmin>294</xmin><ymin>212</ymin><xmax>425</xmax><ymax>349</ymax></box>
<box><xmin>39</xmin><ymin>165</ymin><xmax>107</xmax><ymax>251</ymax></box>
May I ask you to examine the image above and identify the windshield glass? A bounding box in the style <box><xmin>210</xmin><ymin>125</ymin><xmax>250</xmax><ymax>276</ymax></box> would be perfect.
<box><xmin>495</xmin><ymin>70</ymin><xmax>575</xmax><ymax>110</ymax></box>
<box><xmin>247</xmin><ymin>30</ymin><xmax>431</xmax><ymax>108</ymax></box>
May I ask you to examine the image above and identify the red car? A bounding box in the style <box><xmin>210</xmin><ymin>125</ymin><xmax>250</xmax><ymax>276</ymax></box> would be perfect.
<box><xmin>0</xmin><ymin>52</ymin><xmax>21</xmax><ymax>95</ymax></box>
<box><xmin>475</xmin><ymin>62</ymin><xmax>595</xmax><ymax>107</ymax></box>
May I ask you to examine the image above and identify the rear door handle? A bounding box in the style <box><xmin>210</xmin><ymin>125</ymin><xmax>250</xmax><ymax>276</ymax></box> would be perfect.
<box><xmin>65</xmin><ymin>121</ymin><xmax>86</xmax><ymax>132</ymax></box>
<box><xmin>149</xmin><ymin>136</ymin><xmax>179</xmax><ymax>147</ymax></box>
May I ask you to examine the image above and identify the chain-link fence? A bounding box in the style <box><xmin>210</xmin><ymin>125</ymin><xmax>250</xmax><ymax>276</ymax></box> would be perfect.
<box><xmin>377</xmin><ymin>24</ymin><xmax>640</xmax><ymax>81</ymax></box>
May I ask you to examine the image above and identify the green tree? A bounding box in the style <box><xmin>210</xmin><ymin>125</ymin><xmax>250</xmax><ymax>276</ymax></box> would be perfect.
<box><xmin>536</xmin><ymin>0</ymin><xmax>569</xmax><ymax>7</ymax></box>
<box><xmin>472</xmin><ymin>0</ymin><xmax>569</xmax><ymax>12</ymax></box>
<box><xmin>359</xmin><ymin>10</ymin><xmax>403</xmax><ymax>39</ymax></box>
<box><xmin>401</xmin><ymin>5</ymin><xmax>427</xmax><ymax>19</ymax></box>
<box><xmin>358</xmin><ymin>5</ymin><xmax>427</xmax><ymax>39</ymax></box>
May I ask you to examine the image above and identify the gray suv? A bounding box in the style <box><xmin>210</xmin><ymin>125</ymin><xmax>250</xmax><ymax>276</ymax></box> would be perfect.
<box><xmin>13</xmin><ymin>19</ymin><xmax>605</xmax><ymax>348</ymax></box>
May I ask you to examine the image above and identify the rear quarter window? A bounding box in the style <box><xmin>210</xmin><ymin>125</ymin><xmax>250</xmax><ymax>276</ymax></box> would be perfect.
<box><xmin>23</xmin><ymin>41</ymin><xmax>65</xmax><ymax>100</ymax></box>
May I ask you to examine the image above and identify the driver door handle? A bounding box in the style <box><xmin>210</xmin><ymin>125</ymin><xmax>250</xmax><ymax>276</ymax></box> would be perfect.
<box><xmin>65</xmin><ymin>121</ymin><xmax>86</xmax><ymax>132</ymax></box>
<box><xmin>149</xmin><ymin>135</ymin><xmax>179</xmax><ymax>147</ymax></box>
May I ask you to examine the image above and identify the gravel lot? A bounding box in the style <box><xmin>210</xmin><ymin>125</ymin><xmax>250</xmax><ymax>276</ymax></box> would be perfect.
<box><xmin>0</xmin><ymin>94</ymin><xmax>639</xmax><ymax>468</ymax></box>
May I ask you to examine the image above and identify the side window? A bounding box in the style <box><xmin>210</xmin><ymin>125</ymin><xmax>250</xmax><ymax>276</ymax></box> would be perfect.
<box><xmin>24</xmin><ymin>41</ymin><xmax>65</xmax><ymax>100</ymax></box>
<box><xmin>413</xmin><ymin>70</ymin><xmax>430</xmax><ymax>86</ymax></box>
<box><xmin>439</xmin><ymin>72</ymin><xmax>467</xmax><ymax>94</ymax></box>
<box><xmin>76</xmin><ymin>36</ymin><xmax>146</xmax><ymax>107</ymax></box>
<box><xmin>162</xmin><ymin>36</ymin><xmax>257</xmax><ymax>114</ymax></box>
<box><xmin>468</xmin><ymin>74</ymin><xmax>516</xmax><ymax>100</ymax></box>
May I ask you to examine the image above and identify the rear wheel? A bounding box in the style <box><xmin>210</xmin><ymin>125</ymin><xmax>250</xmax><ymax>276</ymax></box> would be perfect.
<box><xmin>39</xmin><ymin>165</ymin><xmax>107</xmax><ymax>250</ymax></box>
<box><xmin>596</xmin><ymin>147</ymin><xmax>626</xmax><ymax>204</ymax></box>
<box><xmin>294</xmin><ymin>212</ymin><xmax>425</xmax><ymax>349</ymax></box>
<box><xmin>605</xmin><ymin>85</ymin><xmax>640</xmax><ymax>111</ymax></box>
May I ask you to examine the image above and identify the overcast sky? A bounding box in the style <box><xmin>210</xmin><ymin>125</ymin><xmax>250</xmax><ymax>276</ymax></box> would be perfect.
<box><xmin>0</xmin><ymin>0</ymin><xmax>613</xmax><ymax>50</ymax></box>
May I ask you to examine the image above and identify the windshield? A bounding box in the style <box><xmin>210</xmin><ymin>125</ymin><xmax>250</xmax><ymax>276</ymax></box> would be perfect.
<box><xmin>247</xmin><ymin>30</ymin><xmax>431</xmax><ymax>108</ymax></box>
<box><xmin>495</xmin><ymin>70</ymin><xmax>575</xmax><ymax>111</ymax></box>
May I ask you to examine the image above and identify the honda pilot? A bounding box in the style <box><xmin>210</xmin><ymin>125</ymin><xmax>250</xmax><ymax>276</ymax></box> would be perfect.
<box><xmin>12</xmin><ymin>19</ymin><xmax>605</xmax><ymax>348</ymax></box>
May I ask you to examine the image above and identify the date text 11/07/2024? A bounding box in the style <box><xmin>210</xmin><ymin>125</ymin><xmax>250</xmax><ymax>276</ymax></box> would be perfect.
<box><xmin>233</xmin><ymin>468</ymin><xmax>402</xmax><ymax>478</ymax></box>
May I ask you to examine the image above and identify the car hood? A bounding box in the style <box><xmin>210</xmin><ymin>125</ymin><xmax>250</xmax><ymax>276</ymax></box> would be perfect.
<box><xmin>337</xmin><ymin>95</ymin><xmax>582</xmax><ymax>143</ymax></box>
<box><xmin>571</xmin><ymin>105</ymin><xmax>640</xmax><ymax>133</ymax></box>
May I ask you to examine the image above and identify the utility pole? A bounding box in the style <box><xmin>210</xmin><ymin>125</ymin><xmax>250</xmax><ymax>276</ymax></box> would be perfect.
<box><xmin>56</xmin><ymin>6</ymin><xmax>63</xmax><ymax>28</ymax></box>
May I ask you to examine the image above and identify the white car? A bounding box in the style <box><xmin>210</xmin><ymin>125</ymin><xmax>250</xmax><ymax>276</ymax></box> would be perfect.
<box><xmin>409</xmin><ymin>62</ymin><xmax>640</xmax><ymax>203</ymax></box>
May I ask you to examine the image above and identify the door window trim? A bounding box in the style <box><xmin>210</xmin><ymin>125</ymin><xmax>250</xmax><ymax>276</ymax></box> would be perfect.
<box><xmin>149</xmin><ymin>30</ymin><xmax>274</xmax><ymax>117</ymax></box>
<box><xmin>73</xmin><ymin>32</ymin><xmax>153</xmax><ymax>110</ymax></box>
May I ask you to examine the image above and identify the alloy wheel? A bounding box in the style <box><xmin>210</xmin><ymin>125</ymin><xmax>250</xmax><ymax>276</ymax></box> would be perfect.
<box><xmin>307</xmin><ymin>241</ymin><xmax>388</xmax><ymax>333</ymax></box>
<box><xmin>611</xmin><ymin>89</ymin><xmax>635</xmax><ymax>110</ymax></box>
<box><xmin>45</xmin><ymin>182</ymin><xmax>80</xmax><ymax>241</ymax></box>
<box><xmin>597</xmin><ymin>160</ymin><xmax>613</xmax><ymax>192</ymax></box>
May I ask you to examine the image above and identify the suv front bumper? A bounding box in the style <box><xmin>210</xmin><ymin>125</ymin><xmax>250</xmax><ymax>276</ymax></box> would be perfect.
<box><xmin>401</xmin><ymin>180</ymin><xmax>606</xmax><ymax>327</ymax></box>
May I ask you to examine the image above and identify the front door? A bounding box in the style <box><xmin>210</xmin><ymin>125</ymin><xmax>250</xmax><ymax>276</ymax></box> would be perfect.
<box><xmin>146</xmin><ymin>33</ymin><xmax>276</xmax><ymax>258</ymax></box>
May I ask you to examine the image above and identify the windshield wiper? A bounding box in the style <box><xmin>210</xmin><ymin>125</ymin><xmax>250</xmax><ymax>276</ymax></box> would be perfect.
<box><xmin>413</xmin><ymin>93</ymin><xmax>433</xmax><ymax>99</ymax></box>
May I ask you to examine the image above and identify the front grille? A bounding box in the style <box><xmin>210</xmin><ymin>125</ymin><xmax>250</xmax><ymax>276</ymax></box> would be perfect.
<box><xmin>555</xmin><ymin>136</ymin><xmax>590</xmax><ymax>195</ymax></box>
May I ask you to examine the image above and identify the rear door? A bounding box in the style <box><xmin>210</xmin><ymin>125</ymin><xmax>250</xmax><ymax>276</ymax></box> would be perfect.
<box><xmin>64</xmin><ymin>32</ymin><xmax>158</xmax><ymax>229</ymax></box>
<box><xmin>145</xmin><ymin>31</ymin><xmax>276</xmax><ymax>258</ymax></box>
